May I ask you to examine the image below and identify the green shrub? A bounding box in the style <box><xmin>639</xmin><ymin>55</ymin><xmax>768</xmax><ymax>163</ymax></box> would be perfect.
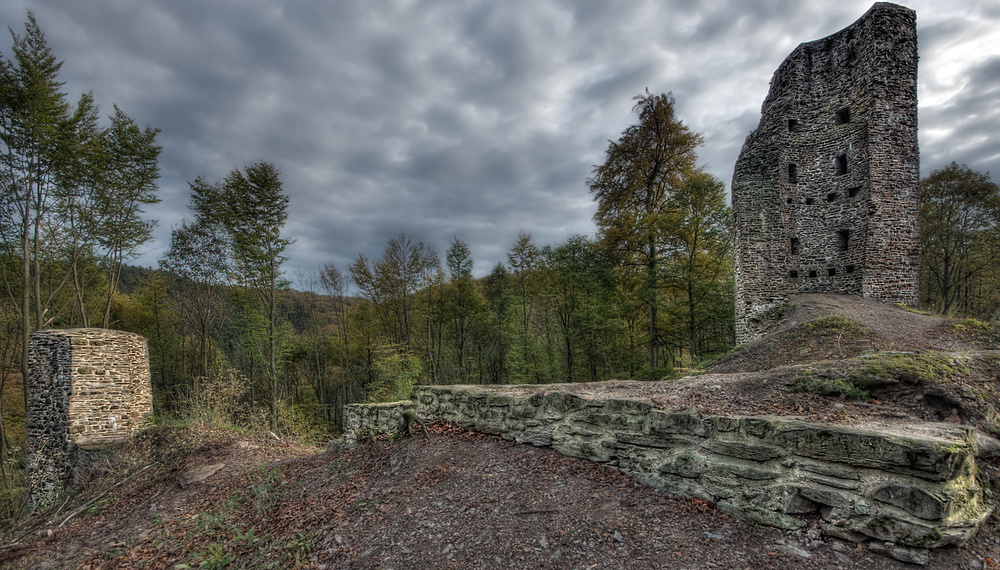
<box><xmin>366</xmin><ymin>345</ymin><xmax>423</xmax><ymax>403</ymax></box>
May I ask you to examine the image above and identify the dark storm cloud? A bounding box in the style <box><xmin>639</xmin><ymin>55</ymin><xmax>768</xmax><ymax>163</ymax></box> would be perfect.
<box><xmin>920</xmin><ymin>55</ymin><xmax>1000</xmax><ymax>174</ymax></box>
<box><xmin>1</xmin><ymin>0</ymin><xmax>998</xmax><ymax>289</ymax></box>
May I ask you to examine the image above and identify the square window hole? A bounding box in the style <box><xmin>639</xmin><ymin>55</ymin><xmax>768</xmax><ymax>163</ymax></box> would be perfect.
<box><xmin>836</xmin><ymin>107</ymin><xmax>850</xmax><ymax>124</ymax></box>
<box><xmin>805</xmin><ymin>198</ymin><xmax>815</xmax><ymax>205</ymax></box>
<box><xmin>846</xmin><ymin>265</ymin><xmax>855</xmax><ymax>274</ymax></box>
<box><xmin>808</xmin><ymin>270</ymin><xmax>817</xmax><ymax>278</ymax></box>
<box><xmin>827</xmin><ymin>192</ymin><xmax>837</xmax><ymax>203</ymax></box>
<box><xmin>787</xmin><ymin>197</ymin><xmax>794</xmax><ymax>205</ymax></box>
<box><xmin>848</xmin><ymin>186</ymin><xmax>860</xmax><ymax>198</ymax></box>
<box><xmin>789</xmin><ymin>270</ymin><xmax>798</xmax><ymax>279</ymax></box>
<box><xmin>828</xmin><ymin>268</ymin><xmax>837</xmax><ymax>276</ymax></box>
<box><xmin>788</xmin><ymin>119</ymin><xmax>800</xmax><ymax>132</ymax></box>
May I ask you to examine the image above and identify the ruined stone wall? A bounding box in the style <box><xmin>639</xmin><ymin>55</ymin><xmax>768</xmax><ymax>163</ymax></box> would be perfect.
<box><xmin>342</xmin><ymin>385</ymin><xmax>992</xmax><ymax>561</ymax></box>
<box><xmin>732</xmin><ymin>3</ymin><xmax>919</xmax><ymax>342</ymax></box>
<box><xmin>26</xmin><ymin>328</ymin><xmax>152</xmax><ymax>508</ymax></box>
<box><xmin>340</xmin><ymin>401</ymin><xmax>414</xmax><ymax>447</ymax></box>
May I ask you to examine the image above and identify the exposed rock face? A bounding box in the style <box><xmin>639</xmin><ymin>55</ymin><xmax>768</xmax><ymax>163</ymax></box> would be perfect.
<box><xmin>343</xmin><ymin>384</ymin><xmax>992</xmax><ymax>556</ymax></box>
<box><xmin>732</xmin><ymin>3</ymin><xmax>919</xmax><ymax>343</ymax></box>
<box><xmin>26</xmin><ymin>328</ymin><xmax>152</xmax><ymax>509</ymax></box>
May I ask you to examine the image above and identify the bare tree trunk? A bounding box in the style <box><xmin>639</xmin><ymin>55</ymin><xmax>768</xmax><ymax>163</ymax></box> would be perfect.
<box><xmin>647</xmin><ymin>241</ymin><xmax>658</xmax><ymax>370</ymax></box>
<box><xmin>21</xmin><ymin>203</ymin><xmax>31</xmax><ymax>407</ymax></box>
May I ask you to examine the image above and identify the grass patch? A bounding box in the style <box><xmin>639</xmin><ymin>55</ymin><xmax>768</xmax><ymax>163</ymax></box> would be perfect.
<box><xmin>794</xmin><ymin>352</ymin><xmax>977</xmax><ymax>402</ymax></box>
<box><xmin>949</xmin><ymin>318</ymin><xmax>990</xmax><ymax>340</ymax></box>
<box><xmin>894</xmin><ymin>303</ymin><xmax>935</xmax><ymax>316</ymax></box>
<box><xmin>802</xmin><ymin>315</ymin><xmax>869</xmax><ymax>338</ymax></box>
<box><xmin>949</xmin><ymin>317</ymin><xmax>999</xmax><ymax>348</ymax></box>
<box><xmin>791</xmin><ymin>371</ymin><xmax>869</xmax><ymax>400</ymax></box>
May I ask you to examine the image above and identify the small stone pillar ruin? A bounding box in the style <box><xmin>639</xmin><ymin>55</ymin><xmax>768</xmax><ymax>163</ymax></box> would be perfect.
<box><xmin>26</xmin><ymin>328</ymin><xmax>152</xmax><ymax>509</ymax></box>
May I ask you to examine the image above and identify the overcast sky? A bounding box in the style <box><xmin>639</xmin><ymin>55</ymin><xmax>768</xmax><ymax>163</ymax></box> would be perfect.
<box><xmin>2</xmin><ymin>0</ymin><xmax>998</xmax><ymax>289</ymax></box>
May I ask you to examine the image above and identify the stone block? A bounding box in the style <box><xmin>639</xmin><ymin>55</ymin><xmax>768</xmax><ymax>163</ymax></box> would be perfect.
<box><xmin>658</xmin><ymin>449</ymin><xmax>710</xmax><ymax>478</ymax></box>
<box><xmin>648</xmin><ymin>409</ymin><xmax>710</xmax><ymax>437</ymax></box>
<box><xmin>774</xmin><ymin>424</ymin><xmax>969</xmax><ymax>481</ymax></box>
<box><xmin>718</xmin><ymin>501</ymin><xmax>806</xmax><ymax>530</ymax></box>
<box><xmin>872</xmin><ymin>484</ymin><xmax>958</xmax><ymax>521</ymax></box>
<box><xmin>706</xmin><ymin>439</ymin><xmax>786</xmax><ymax>461</ymax></box>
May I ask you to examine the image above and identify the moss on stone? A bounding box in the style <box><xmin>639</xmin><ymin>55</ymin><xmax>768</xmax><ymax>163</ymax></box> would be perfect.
<box><xmin>849</xmin><ymin>353</ymin><xmax>969</xmax><ymax>388</ymax></box>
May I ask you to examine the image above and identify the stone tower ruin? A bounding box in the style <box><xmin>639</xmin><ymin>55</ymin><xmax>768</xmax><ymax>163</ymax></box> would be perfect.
<box><xmin>26</xmin><ymin>328</ymin><xmax>152</xmax><ymax>509</ymax></box>
<box><xmin>732</xmin><ymin>2</ymin><xmax>919</xmax><ymax>343</ymax></box>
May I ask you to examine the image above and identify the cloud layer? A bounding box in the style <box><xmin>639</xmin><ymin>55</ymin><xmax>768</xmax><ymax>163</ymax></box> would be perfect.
<box><xmin>2</xmin><ymin>0</ymin><xmax>997</xmax><ymax>286</ymax></box>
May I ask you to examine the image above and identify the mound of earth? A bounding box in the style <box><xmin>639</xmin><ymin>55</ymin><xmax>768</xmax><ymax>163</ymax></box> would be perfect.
<box><xmin>710</xmin><ymin>293</ymin><xmax>990</xmax><ymax>374</ymax></box>
<box><xmin>694</xmin><ymin>294</ymin><xmax>1000</xmax><ymax>433</ymax></box>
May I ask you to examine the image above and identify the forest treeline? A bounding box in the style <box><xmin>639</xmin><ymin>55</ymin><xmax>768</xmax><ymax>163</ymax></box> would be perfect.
<box><xmin>2</xmin><ymin>14</ymin><xmax>1000</xmax><ymax>520</ymax></box>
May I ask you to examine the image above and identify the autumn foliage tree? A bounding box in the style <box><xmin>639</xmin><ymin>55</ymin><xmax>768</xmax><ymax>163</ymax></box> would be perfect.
<box><xmin>589</xmin><ymin>91</ymin><xmax>705</xmax><ymax>372</ymax></box>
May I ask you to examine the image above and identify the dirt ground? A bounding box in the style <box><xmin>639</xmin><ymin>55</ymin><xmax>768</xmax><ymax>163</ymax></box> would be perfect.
<box><xmin>1</xmin><ymin>423</ymin><xmax>998</xmax><ymax>570</ymax></box>
<box><xmin>2</xmin><ymin>294</ymin><xmax>999</xmax><ymax>569</ymax></box>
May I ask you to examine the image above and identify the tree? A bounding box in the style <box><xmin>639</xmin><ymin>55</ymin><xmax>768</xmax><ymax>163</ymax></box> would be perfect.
<box><xmin>319</xmin><ymin>262</ymin><xmax>358</xmax><ymax>425</ymax></box>
<box><xmin>507</xmin><ymin>232</ymin><xmax>539</xmax><ymax>341</ymax></box>
<box><xmin>660</xmin><ymin>172</ymin><xmax>733</xmax><ymax>359</ymax></box>
<box><xmin>320</xmin><ymin>263</ymin><xmax>352</xmax><ymax>385</ymax></box>
<box><xmin>92</xmin><ymin>106</ymin><xmax>161</xmax><ymax>327</ymax></box>
<box><xmin>589</xmin><ymin>90</ymin><xmax>703</xmax><ymax>371</ymax></box>
<box><xmin>193</xmin><ymin>161</ymin><xmax>293</xmax><ymax>428</ymax></box>
<box><xmin>482</xmin><ymin>262</ymin><xmax>511</xmax><ymax>384</ymax></box>
<box><xmin>349</xmin><ymin>233</ymin><xmax>439</xmax><ymax>350</ymax></box>
<box><xmin>0</xmin><ymin>13</ymin><xmax>75</xmax><ymax>388</ymax></box>
<box><xmin>545</xmin><ymin>235</ymin><xmax>619</xmax><ymax>382</ymax></box>
<box><xmin>59</xmin><ymin>92</ymin><xmax>103</xmax><ymax>327</ymax></box>
<box><xmin>444</xmin><ymin>237</ymin><xmax>478</xmax><ymax>382</ymax></box>
<box><xmin>920</xmin><ymin>163</ymin><xmax>1000</xmax><ymax>315</ymax></box>
<box><xmin>160</xmin><ymin>219</ymin><xmax>228</xmax><ymax>382</ymax></box>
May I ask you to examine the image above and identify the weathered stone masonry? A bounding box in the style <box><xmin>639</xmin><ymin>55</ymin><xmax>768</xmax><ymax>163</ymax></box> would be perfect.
<box><xmin>343</xmin><ymin>384</ymin><xmax>992</xmax><ymax>557</ymax></box>
<box><xmin>733</xmin><ymin>3</ymin><xmax>920</xmax><ymax>342</ymax></box>
<box><xmin>26</xmin><ymin>329</ymin><xmax>152</xmax><ymax>509</ymax></box>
